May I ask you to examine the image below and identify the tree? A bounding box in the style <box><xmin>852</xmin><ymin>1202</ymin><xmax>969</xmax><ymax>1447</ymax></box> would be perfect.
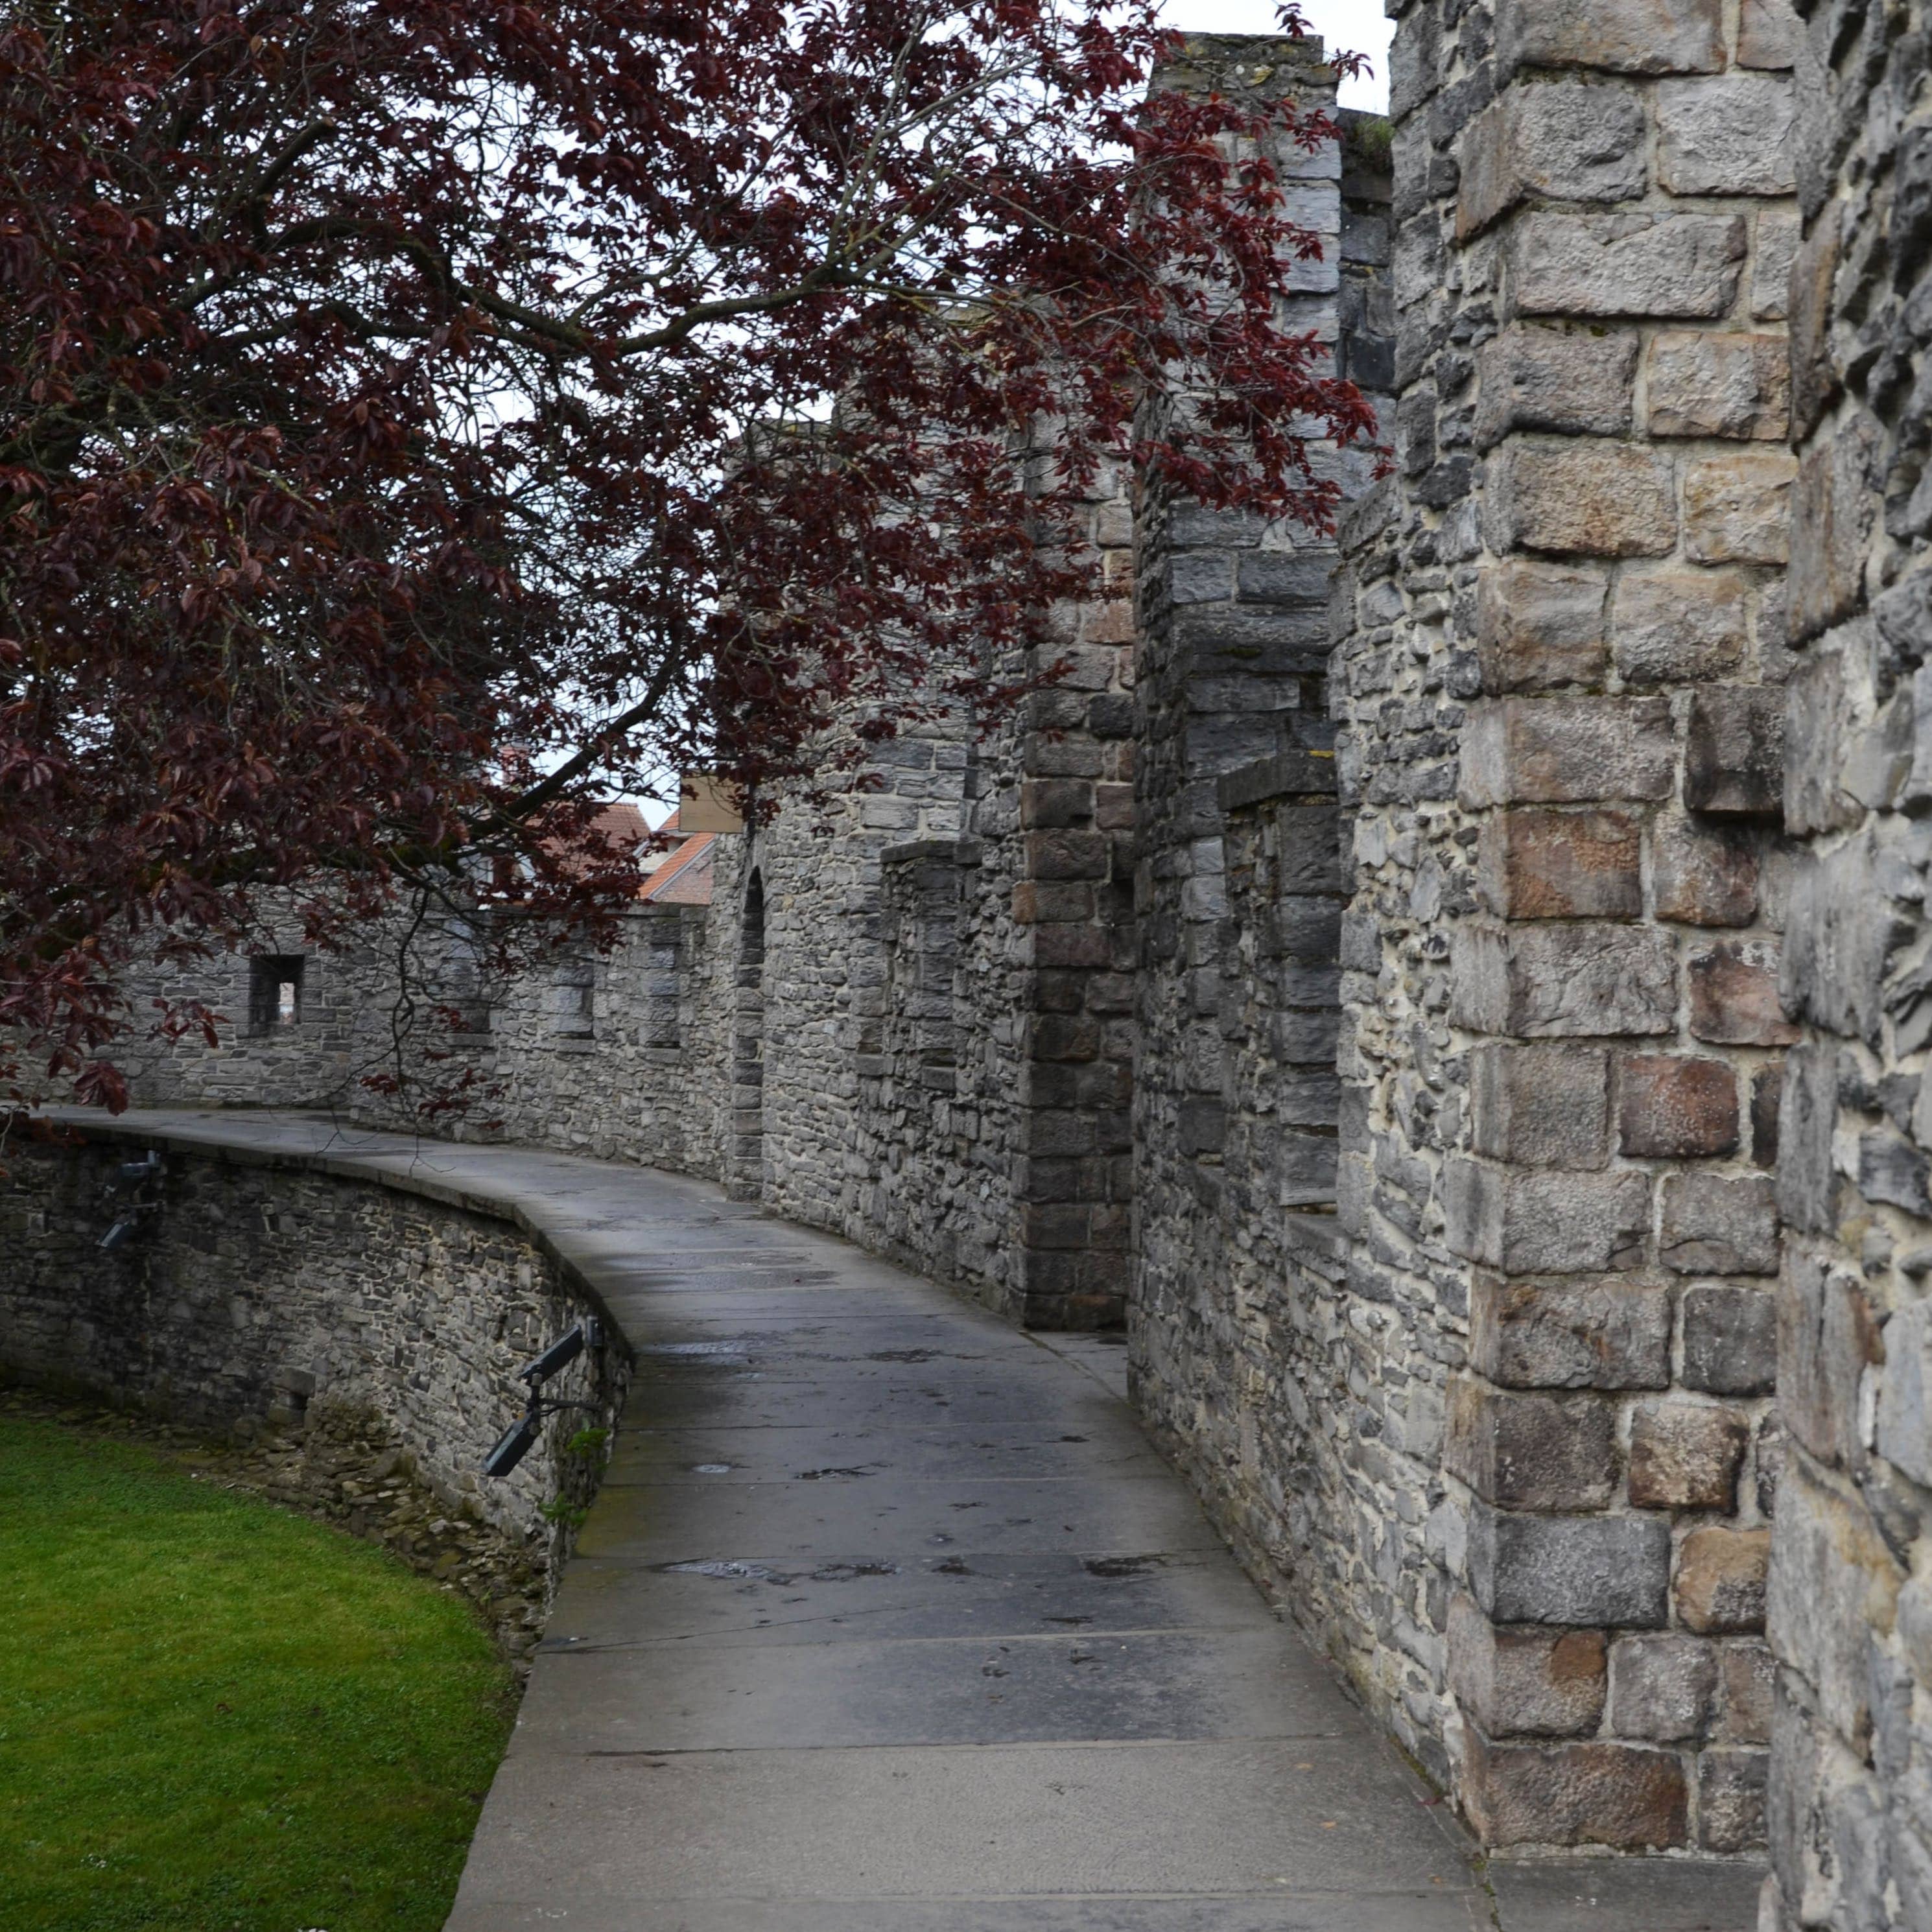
<box><xmin>0</xmin><ymin>0</ymin><xmax>1376</xmax><ymax>1109</ymax></box>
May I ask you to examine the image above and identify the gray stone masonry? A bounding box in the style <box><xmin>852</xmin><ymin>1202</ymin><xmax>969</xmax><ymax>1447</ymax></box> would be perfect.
<box><xmin>1323</xmin><ymin>0</ymin><xmax>1797</xmax><ymax>1854</ymax></box>
<box><xmin>0</xmin><ymin>1117</ymin><xmax>629</xmax><ymax>1643</ymax></box>
<box><xmin>1766</xmin><ymin>3</ymin><xmax>1932</xmax><ymax>1927</ymax></box>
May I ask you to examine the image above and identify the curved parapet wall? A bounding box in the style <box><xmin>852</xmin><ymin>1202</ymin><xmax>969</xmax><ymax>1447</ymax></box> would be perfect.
<box><xmin>0</xmin><ymin>1111</ymin><xmax>631</xmax><ymax>1636</ymax></box>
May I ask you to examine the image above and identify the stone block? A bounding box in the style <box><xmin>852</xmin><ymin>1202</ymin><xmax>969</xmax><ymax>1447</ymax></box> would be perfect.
<box><xmin>1497</xmin><ymin>0</ymin><xmax>1723</xmax><ymax>76</ymax></box>
<box><xmin>1660</xmin><ymin>1173</ymin><xmax>1780</xmax><ymax>1276</ymax></box>
<box><xmin>1618</xmin><ymin>1054</ymin><xmax>1739</xmax><ymax>1159</ymax></box>
<box><xmin>1677</xmin><ymin>1526</ymin><xmax>1771</xmax><ymax>1634</ymax></box>
<box><xmin>1459</xmin><ymin>86</ymin><xmax>1647</xmax><ymax>239</ymax></box>
<box><xmin>1024</xmin><ymin>830</ymin><xmax>1108</xmax><ymax>881</ymax></box>
<box><xmin>1019</xmin><ymin>779</ymin><xmax>1094</xmax><ymax>830</ymax></box>
<box><xmin>1787</xmin><ymin>422</ymin><xmax>1876</xmax><ymax>644</ymax></box>
<box><xmin>1682</xmin><ymin>1284</ymin><xmax>1778</xmax><ymax>1396</ymax></box>
<box><xmin>1647</xmin><ymin>333</ymin><xmax>1790</xmax><ymax>441</ymax></box>
<box><xmin>1752</xmin><ymin>1065</ymin><xmax>1782</xmax><ymax>1169</ymax></box>
<box><xmin>1469</xmin><ymin>1503</ymin><xmax>1672</xmax><ymax>1627</ymax></box>
<box><xmin>1445</xmin><ymin>1162</ymin><xmax>1651</xmax><ymax>1275</ymax></box>
<box><xmin>1778</xmin><ymin>1243</ymin><xmax>1876</xmax><ymax>1470</ymax></box>
<box><xmin>1477</xmin><ymin>560</ymin><xmax>1609</xmax><ymax>692</ymax></box>
<box><xmin>1610</xmin><ymin>567</ymin><xmax>1749</xmax><ymax>685</ymax></box>
<box><xmin>1452</xmin><ymin>923</ymin><xmax>1678</xmax><ymax>1039</ymax></box>
<box><xmin>1459</xmin><ymin>697</ymin><xmax>1676</xmax><ymax>805</ymax></box>
<box><xmin>1461</xmin><ymin>1733</ymin><xmax>1689</xmax><ymax>1851</ymax></box>
<box><xmin>1788</xmin><ymin>204</ymin><xmax>1841</xmax><ymax>443</ymax></box>
<box><xmin>1738</xmin><ymin>0</ymin><xmax>1798</xmax><ymax>68</ymax></box>
<box><xmin>1685</xmin><ymin>687</ymin><xmax>1785</xmax><ymax>817</ymax></box>
<box><xmin>1683</xmin><ymin>452</ymin><xmax>1797</xmax><ymax>566</ymax></box>
<box><xmin>1656</xmin><ymin>77</ymin><xmax>1797</xmax><ymax>196</ymax></box>
<box><xmin>1607</xmin><ymin>1632</ymin><xmax>1719</xmax><ymax>1742</ymax></box>
<box><xmin>1472</xmin><ymin>1273</ymin><xmax>1673</xmax><ymax>1391</ymax></box>
<box><xmin>1447</xmin><ymin>1376</ymin><xmax>1620</xmax><ymax>1509</ymax></box>
<box><xmin>1489</xmin><ymin>440</ymin><xmax>1677</xmax><ymax>558</ymax></box>
<box><xmin>1653</xmin><ymin>818</ymin><xmax>1759</xmax><ymax>927</ymax></box>
<box><xmin>1767</xmin><ymin>1462</ymin><xmax>1903</xmax><ymax>1750</ymax></box>
<box><xmin>1627</xmin><ymin>1399</ymin><xmax>1749</xmax><ymax>1509</ymax></box>
<box><xmin>1450</xmin><ymin>1594</ymin><xmax>1607</xmax><ymax>1739</ymax></box>
<box><xmin>1876</xmin><ymin>1297</ymin><xmax>1932</xmax><ymax>1489</ymax></box>
<box><xmin>1478</xmin><ymin>809</ymin><xmax>1642</xmax><ymax>919</ymax></box>
<box><xmin>1470</xmin><ymin>1044</ymin><xmax>1612</xmax><ymax>1170</ymax></box>
<box><xmin>1717</xmin><ymin>1642</ymin><xmax>1775</xmax><ymax>1745</ymax></box>
<box><xmin>1511</xmin><ymin>213</ymin><xmax>1747</xmax><ymax>320</ymax></box>
<box><xmin>1474</xmin><ymin>327</ymin><xmax>1638</xmax><ymax>449</ymax></box>
<box><xmin>1751</xmin><ymin>210</ymin><xmax>1798</xmax><ymax>320</ymax></box>
<box><xmin>1697</xmin><ymin>1748</ymin><xmax>1768</xmax><ymax>1852</ymax></box>
<box><xmin>1689</xmin><ymin>940</ymin><xmax>1799</xmax><ymax>1046</ymax></box>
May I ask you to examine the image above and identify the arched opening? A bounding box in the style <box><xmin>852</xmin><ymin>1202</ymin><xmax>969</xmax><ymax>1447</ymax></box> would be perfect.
<box><xmin>728</xmin><ymin>869</ymin><xmax>766</xmax><ymax>1200</ymax></box>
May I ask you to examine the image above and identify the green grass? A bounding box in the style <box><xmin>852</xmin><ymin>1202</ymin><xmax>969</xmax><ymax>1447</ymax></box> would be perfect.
<box><xmin>0</xmin><ymin>1413</ymin><xmax>515</xmax><ymax>1932</ymax></box>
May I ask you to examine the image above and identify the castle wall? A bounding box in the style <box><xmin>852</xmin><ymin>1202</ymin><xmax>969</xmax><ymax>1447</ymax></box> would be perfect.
<box><xmin>1767</xmin><ymin>1</ymin><xmax>1932</xmax><ymax>1924</ymax></box>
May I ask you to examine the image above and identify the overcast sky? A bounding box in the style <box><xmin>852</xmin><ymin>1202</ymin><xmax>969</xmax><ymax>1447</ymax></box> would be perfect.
<box><xmin>1158</xmin><ymin>1</ymin><xmax>1393</xmax><ymax>110</ymax></box>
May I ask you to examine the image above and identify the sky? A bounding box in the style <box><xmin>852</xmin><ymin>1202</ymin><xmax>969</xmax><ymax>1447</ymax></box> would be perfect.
<box><xmin>1157</xmin><ymin>1</ymin><xmax>1393</xmax><ymax>110</ymax></box>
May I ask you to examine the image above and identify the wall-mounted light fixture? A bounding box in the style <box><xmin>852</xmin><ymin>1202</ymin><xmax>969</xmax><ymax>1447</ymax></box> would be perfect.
<box><xmin>482</xmin><ymin>1320</ymin><xmax>603</xmax><ymax>1479</ymax></box>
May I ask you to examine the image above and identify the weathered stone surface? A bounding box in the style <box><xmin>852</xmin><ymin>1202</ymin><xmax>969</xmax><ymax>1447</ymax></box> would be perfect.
<box><xmin>1611</xmin><ymin>567</ymin><xmax>1749</xmax><ymax>685</ymax></box>
<box><xmin>1474</xmin><ymin>328</ymin><xmax>1638</xmax><ymax>449</ymax></box>
<box><xmin>1682</xmin><ymin>1283</ymin><xmax>1778</xmax><ymax>1396</ymax></box>
<box><xmin>1786</xmin><ymin>422</ymin><xmax>1875</xmax><ymax>644</ymax></box>
<box><xmin>1489</xmin><ymin>440</ymin><xmax>1677</xmax><ymax>558</ymax></box>
<box><xmin>1778</xmin><ymin>1243</ymin><xmax>1876</xmax><ymax>1470</ymax></box>
<box><xmin>1478</xmin><ymin>808</ymin><xmax>1642</xmax><ymax>919</ymax></box>
<box><xmin>1627</xmin><ymin>1399</ymin><xmax>1749</xmax><ymax>1509</ymax></box>
<box><xmin>1462</xmin><ymin>1733</ymin><xmax>1690</xmax><ymax>1850</ymax></box>
<box><xmin>1718</xmin><ymin>1642</ymin><xmax>1776</xmax><ymax>1745</ymax></box>
<box><xmin>1470</xmin><ymin>1503</ymin><xmax>1672</xmax><ymax>1628</ymax></box>
<box><xmin>1618</xmin><ymin>1054</ymin><xmax>1739</xmax><ymax>1159</ymax></box>
<box><xmin>1677</xmin><ymin>1527</ymin><xmax>1771</xmax><ymax>1634</ymax></box>
<box><xmin>1470</xmin><ymin>1043</ymin><xmax>1611</xmax><ymax>1169</ymax></box>
<box><xmin>1459</xmin><ymin>86</ymin><xmax>1647</xmax><ymax>239</ymax></box>
<box><xmin>1660</xmin><ymin>1173</ymin><xmax>1780</xmax><ymax>1276</ymax></box>
<box><xmin>1608</xmin><ymin>1633</ymin><xmax>1719</xmax><ymax>1743</ymax></box>
<box><xmin>1697</xmin><ymin>1747</ymin><xmax>1769</xmax><ymax>1852</ymax></box>
<box><xmin>1471</xmin><ymin>1273</ymin><xmax>1673</xmax><ymax>1390</ymax></box>
<box><xmin>1452</xmin><ymin>923</ymin><xmax>1679</xmax><ymax>1038</ymax></box>
<box><xmin>1738</xmin><ymin>0</ymin><xmax>1798</xmax><ymax>69</ymax></box>
<box><xmin>1445</xmin><ymin>1160</ymin><xmax>1651</xmax><ymax>1275</ymax></box>
<box><xmin>1647</xmin><ymin>333</ymin><xmax>1790</xmax><ymax>441</ymax></box>
<box><xmin>1511</xmin><ymin>213</ymin><xmax>1747</xmax><ymax>320</ymax></box>
<box><xmin>1653</xmin><ymin>818</ymin><xmax>1759</xmax><ymax>928</ymax></box>
<box><xmin>1496</xmin><ymin>0</ymin><xmax>1724</xmax><ymax>77</ymax></box>
<box><xmin>1876</xmin><ymin>1297</ymin><xmax>1932</xmax><ymax>1489</ymax></box>
<box><xmin>1656</xmin><ymin>77</ymin><xmax>1797</xmax><ymax>196</ymax></box>
<box><xmin>1448</xmin><ymin>1377</ymin><xmax>1620</xmax><ymax>1509</ymax></box>
<box><xmin>1689</xmin><ymin>940</ymin><xmax>1798</xmax><ymax>1046</ymax></box>
<box><xmin>1450</xmin><ymin>1594</ymin><xmax>1607</xmax><ymax>1739</ymax></box>
<box><xmin>1684</xmin><ymin>686</ymin><xmax>1785</xmax><ymax>817</ymax></box>
<box><xmin>1683</xmin><ymin>452</ymin><xmax>1797</xmax><ymax>566</ymax></box>
<box><xmin>1478</xmin><ymin>561</ymin><xmax>1609</xmax><ymax>692</ymax></box>
<box><xmin>1459</xmin><ymin>697</ymin><xmax>1676</xmax><ymax>805</ymax></box>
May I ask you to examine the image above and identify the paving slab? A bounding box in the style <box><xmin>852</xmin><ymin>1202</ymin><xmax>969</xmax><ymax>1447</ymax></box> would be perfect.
<box><xmin>53</xmin><ymin>1112</ymin><xmax>1768</xmax><ymax>1930</ymax></box>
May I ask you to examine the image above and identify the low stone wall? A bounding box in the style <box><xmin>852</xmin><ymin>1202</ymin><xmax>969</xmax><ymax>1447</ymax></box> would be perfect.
<box><xmin>0</xmin><ymin>1120</ymin><xmax>628</xmax><ymax>1651</ymax></box>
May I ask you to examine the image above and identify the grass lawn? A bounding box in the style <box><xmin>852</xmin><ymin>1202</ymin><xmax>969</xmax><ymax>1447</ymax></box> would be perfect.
<box><xmin>0</xmin><ymin>1410</ymin><xmax>516</xmax><ymax>1932</ymax></box>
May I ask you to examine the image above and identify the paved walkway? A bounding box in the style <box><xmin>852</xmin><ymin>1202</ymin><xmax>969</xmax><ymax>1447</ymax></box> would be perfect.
<box><xmin>65</xmin><ymin>1112</ymin><xmax>1766</xmax><ymax>1930</ymax></box>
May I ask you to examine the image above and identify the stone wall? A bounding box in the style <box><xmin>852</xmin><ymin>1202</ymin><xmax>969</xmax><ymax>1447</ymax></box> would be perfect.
<box><xmin>0</xmin><ymin>1122</ymin><xmax>628</xmax><ymax>1638</ymax></box>
<box><xmin>1769</xmin><ymin>2</ymin><xmax>1932</xmax><ymax>1925</ymax></box>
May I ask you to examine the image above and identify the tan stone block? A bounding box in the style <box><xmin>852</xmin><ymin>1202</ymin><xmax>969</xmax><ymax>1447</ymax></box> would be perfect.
<box><xmin>1647</xmin><ymin>333</ymin><xmax>1790</xmax><ymax>441</ymax></box>
<box><xmin>1627</xmin><ymin>1399</ymin><xmax>1749</xmax><ymax>1509</ymax></box>
<box><xmin>1450</xmin><ymin>1592</ymin><xmax>1607</xmax><ymax>1738</ymax></box>
<box><xmin>1471</xmin><ymin>1273</ymin><xmax>1672</xmax><ymax>1391</ymax></box>
<box><xmin>1676</xmin><ymin>1527</ymin><xmax>1771</xmax><ymax>1633</ymax></box>
<box><xmin>1512</xmin><ymin>213</ymin><xmax>1747</xmax><ymax>320</ymax></box>
<box><xmin>1611</xmin><ymin>567</ymin><xmax>1748</xmax><ymax>685</ymax></box>
<box><xmin>1461</xmin><ymin>696</ymin><xmax>1677</xmax><ymax>805</ymax></box>
<box><xmin>1653</xmin><ymin>818</ymin><xmax>1759</xmax><ymax>927</ymax></box>
<box><xmin>1751</xmin><ymin>211</ymin><xmax>1798</xmax><ymax>321</ymax></box>
<box><xmin>1618</xmin><ymin>1054</ymin><xmax>1739</xmax><ymax>1159</ymax></box>
<box><xmin>1476</xmin><ymin>328</ymin><xmax>1638</xmax><ymax>450</ymax></box>
<box><xmin>1656</xmin><ymin>77</ymin><xmax>1796</xmax><ymax>197</ymax></box>
<box><xmin>1490</xmin><ymin>441</ymin><xmax>1677</xmax><ymax>559</ymax></box>
<box><xmin>1789</xmin><ymin>204</ymin><xmax>1842</xmax><ymax>442</ymax></box>
<box><xmin>1787</xmin><ymin>423</ymin><xmax>1877</xmax><ymax>646</ymax></box>
<box><xmin>1688</xmin><ymin>940</ymin><xmax>1798</xmax><ymax>1046</ymax></box>
<box><xmin>1478</xmin><ymin>561</ymin><xmax>1610</xmax><ymax>692</ymax></box>
<box><xmin>1459</xmin><ymin>86</ymin><xmax>1647</xmax><ymax>241</ymax></box>
<box><xmin>1684</xmin><ymin>453</ymin><xmax>1797</xmax><ymax>565</ymax></box>
<box><xmin>1470</xmin><ymin>1044</ymin><xmax>1612</xmax><ymax>1171</ymax></box>
<box><xmin>1716</xmin><ymin>1641</ymin><xmax>1775</xmax><ymax>1744</ymax></box>
<box><xmin>1462</xmin><ymin>1730</ymin><xmax>1690</xmax><ymax>1850</ymax></box>
<box><xmin>1497</xmin><ymin>0</ymin><xmax>1723</xmax><ymax>76</ymax></box>
<box><xmin>1452</xmin><ymin>923</ymin><xmax>1679</xmax><ymax>1039</ymax></box>
<box><xmin>1479</xmin><ymin>809</ymin><xmax>1643</xmax><ymax>919</ymax></box>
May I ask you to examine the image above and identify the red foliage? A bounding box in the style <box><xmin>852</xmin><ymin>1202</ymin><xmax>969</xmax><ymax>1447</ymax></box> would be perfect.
<box><xmin>0</xmin><ymin>1</ymin><xmax>1376</xmax><ymax>1103</ymax></box>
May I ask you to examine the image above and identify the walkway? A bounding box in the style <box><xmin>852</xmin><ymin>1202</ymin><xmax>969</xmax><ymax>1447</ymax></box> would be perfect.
<box><xmin>62</xmin><ymin>1112</ymin><xmax>1765</xmax><ymax>1930</ymax></box>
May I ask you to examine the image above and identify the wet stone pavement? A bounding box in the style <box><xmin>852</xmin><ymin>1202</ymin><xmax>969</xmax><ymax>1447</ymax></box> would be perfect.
<box><xmin>60</xmin><ymin>1113</ymin><xmax>1763</xmax><ymax>1929</ymax></box>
